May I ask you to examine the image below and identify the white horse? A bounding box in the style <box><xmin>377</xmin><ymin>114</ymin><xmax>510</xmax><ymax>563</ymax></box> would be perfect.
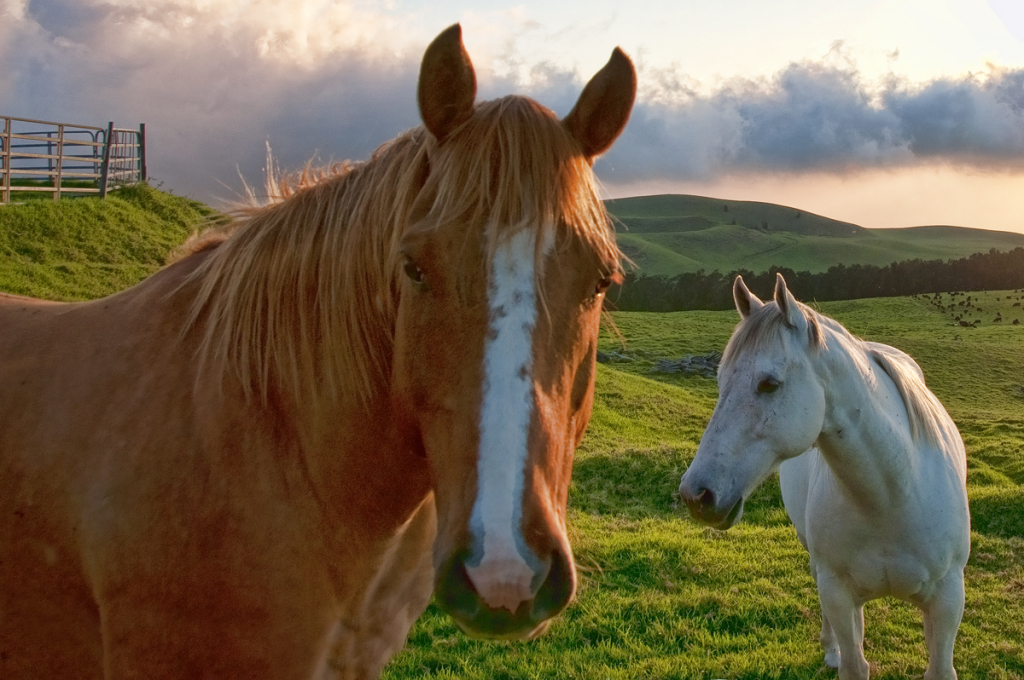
<box><xmin>679</xmin><ymin>274</ymin><xmax>970</xmax><ymax>680</ymax></box>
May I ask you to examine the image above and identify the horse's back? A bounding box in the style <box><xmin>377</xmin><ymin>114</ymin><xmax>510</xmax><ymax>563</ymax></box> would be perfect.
<box><xmin>0</xmin><ymin>291</ymin><xmax>108</xmax><ymax>516</ymax></box>
<box><xmin>0</xmin><ymin>267</ymin><xmax>200</xmax><ymax>487</ymax></box>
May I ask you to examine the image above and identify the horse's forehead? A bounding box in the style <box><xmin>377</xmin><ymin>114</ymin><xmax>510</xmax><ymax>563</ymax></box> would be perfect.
<box><xmin>419</xmin><ymin>214</ymin><xmax>606</xmax><ymax>272</ymax></box>
<box><xmin>721</xmin><ymin>333</ymin><xmax>793</xmax><ymax>384</ymax></box>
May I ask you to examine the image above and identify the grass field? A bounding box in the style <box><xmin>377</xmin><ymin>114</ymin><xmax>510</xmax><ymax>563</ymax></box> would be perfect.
<box><xmin>2</xmin><ymin>187</ymin><xmax>1020</xmax><ymax>678</ymax></box>
<box><xmin>607</xmin><ymin>194</ymin><xmax>1024</xmax><ymax>277</ymax></box>
<box><xmin>382</xmin><ymin>294</ymin><xmax>1024</xmax><ymax>679</ymax></box>
<box><xmin>0</xmin><ymin>183</ymin><xmax>214</xmax><ymax>300</ymax></box>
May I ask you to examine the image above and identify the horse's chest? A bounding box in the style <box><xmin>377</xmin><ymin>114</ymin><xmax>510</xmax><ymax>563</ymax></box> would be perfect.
<box><xmin>808</xmin><ymin>513</ymin><xmax>961</xmax><ymax>603</ymax></box>
<box><xmin>836</xmin><ymin>551</ymin><xmax>936</xmax><ymax>602</ymax></box>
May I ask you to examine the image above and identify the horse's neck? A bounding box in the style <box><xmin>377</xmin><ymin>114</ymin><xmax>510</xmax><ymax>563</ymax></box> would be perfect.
<box><xmin>292</xmin><ymin>394</ymin><xmax>432</xmax><ymax>542</ymax></box>
<box><xmin>813</xmin><ymin>334</ymin><xmax>919</xmax><ymax>514</ymax></box>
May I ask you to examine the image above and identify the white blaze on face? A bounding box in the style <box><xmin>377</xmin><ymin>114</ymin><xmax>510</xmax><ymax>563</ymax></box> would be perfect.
<box><xmin>465</xmin><ymin>225</ymin><xmax>553</xmax><ymax>612</ymax></box>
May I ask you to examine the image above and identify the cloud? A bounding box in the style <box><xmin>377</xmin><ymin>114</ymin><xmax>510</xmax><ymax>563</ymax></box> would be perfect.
<box><xmin>3</xmin><ymin>0</ymin><xmax>1024</xmax><ymax>206</ymax></box>
<box><xmin>599</xmin><ymin>59</ymin><xmax>1024</xmax><ymax>183</ymax></box>
<box><xmin>884</xmin><ymin>67</ymin><xmax>1024</xmax><ymax>161</ymax></box>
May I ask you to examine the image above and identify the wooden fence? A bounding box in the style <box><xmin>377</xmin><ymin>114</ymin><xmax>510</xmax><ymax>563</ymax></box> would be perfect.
<box><xmin>0</xmin><ymin>116</ymin><xmax>147</xmax><ymax>205</ymax></box>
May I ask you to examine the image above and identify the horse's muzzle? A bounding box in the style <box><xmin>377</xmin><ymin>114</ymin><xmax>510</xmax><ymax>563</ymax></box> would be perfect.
<box><xmin>679</xmin><ymin>479</ymin><xmax>745</xmax><ymax>530</ymax></box>
<box><xmin>433</xmin><ymin>547</ymin><xmax>575</xmax><ymax>640</ymax></box>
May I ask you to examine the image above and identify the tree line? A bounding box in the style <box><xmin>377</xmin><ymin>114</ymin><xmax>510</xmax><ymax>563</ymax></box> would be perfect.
<box><xmin>609</xmin><ymin>247</ymin><xmax>1024</xmax><ymax>312</ymax></box>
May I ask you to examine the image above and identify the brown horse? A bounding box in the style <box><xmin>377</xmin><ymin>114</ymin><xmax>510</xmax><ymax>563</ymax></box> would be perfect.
<box><xmin>0</xmin><ymin>24</ymin><xmax>634</xmax><ymax>680</ymax></box>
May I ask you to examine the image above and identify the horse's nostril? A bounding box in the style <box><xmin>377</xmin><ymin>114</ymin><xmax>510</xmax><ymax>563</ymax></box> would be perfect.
<box><xmin>530</xmin><ymin>546</ymin><xmax>575</xmax><ymax>622</ymax></box>
<box><xmin>434</xmin><ymin>554</ymin><xmax>483</xmax><ymax>622</ymax></box>
<box><xmin>696</xmin><ymin>487</ymin><xmax>715</xmax><ymax>507</ymax></box>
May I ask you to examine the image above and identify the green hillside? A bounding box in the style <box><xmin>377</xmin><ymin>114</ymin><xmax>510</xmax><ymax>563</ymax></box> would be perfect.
<box><xmin>7</xmin><ymin>188</ymin><xmax>1021</xmax><ymax>293</ymax></box>
<box><xmin>0</xmin><ymin>184</ymin><xmax>215</xmax><ymax>300</ymax></box>
<box><xmin>607</xmin><ymin>194</ymin><xmax>1024</xmax><ymax>276</ymax></box>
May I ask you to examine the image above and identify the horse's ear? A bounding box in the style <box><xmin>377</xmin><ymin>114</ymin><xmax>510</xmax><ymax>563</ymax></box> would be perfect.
<box><xmin>774</xmin><ymin>273</ymin><xmax>803</xmax><ymax>328</ymax></box>
<box><xmin>418</xmin><ymin>24</ymin><xmax>477</xmax><ymax>143</ymax></box>
<box><xmin>563</xmin><ymin>48</ymin><xmax>636</xmax><ymax>159</ymax></box>
<box><xmin>733</xmin><ymin>276</ymin><xmax>764</xmax><ymax>319</ymax></box>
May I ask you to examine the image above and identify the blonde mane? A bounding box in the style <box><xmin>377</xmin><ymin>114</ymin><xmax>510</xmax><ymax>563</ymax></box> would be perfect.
<box><xmin>722</xmin><ymin>301</ymin><xmax>948</xmax><ymax>448</ymax></box>
<box><xmin>179</xmin><ymin>95</ymin><xmax>621</xmax><ymax>408</ymax></box>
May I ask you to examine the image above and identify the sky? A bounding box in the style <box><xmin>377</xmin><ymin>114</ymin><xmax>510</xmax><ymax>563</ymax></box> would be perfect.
<box><xmin>3</xmin><ymin>0</ymin><xmax>1024</xmax><ymax>232</ymax></box>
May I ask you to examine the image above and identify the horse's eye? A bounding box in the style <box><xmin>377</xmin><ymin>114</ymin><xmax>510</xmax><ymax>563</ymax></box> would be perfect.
<box><xmin>757</xmin><ymin>378</ymin><xmax>780</xmax><ymax>394</ymax></box>
<box><xmin>403</xmin><ymin>258</ymin><xmax>430</xmax><ymax>292</ymax></box>
<box><xmin>593</xmin><ymin>271</ymin><xmax>622</xmax><ymax>299</ymax></box>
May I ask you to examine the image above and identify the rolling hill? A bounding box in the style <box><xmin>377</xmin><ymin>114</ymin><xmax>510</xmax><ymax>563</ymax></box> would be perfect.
<box><xmin>6</xmin><ymin>186</ymin><xmax>1023</xmax><ymax>296</ymax></box>
<box><xmin>605</xmin><ymin>194</ymin><xmax>1024</xmax><ymax>276</ymax></box>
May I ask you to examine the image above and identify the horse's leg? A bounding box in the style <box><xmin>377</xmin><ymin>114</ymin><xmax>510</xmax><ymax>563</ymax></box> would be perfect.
<box><xmin>816</xmin><ymin>570</ymin><xmax>869</xmax><ymax>680</ymax></box>
<box><xmin>329</xmin><ymin>496</ymin><xmax>437</xmax><ymax>679</ymax></box>
<box><xmin>807</xmin><ymin>555</ymin><xmax>841</xmax><ymax>668</ymax></box>
<box><xmin>819</xmin><ymin>609</ymin><xmax>841</xmax><ymax>669</ymax></box>
<box><xmin>921</xmin><ymin>571</ymin><xmax>964</xmax><ymax>680</ymax></box>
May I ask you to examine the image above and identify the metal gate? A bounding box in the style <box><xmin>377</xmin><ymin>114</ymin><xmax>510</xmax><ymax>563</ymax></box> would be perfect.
<box><xmin>0</xmin><ymin>116</ymin><xmax>147</xmax><ymax>204</ymax></box>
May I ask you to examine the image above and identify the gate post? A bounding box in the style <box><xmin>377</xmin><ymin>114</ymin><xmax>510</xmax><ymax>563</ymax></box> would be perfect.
<box><xmin>1</xmin><ymin>117</ymin><xmax>10</xmax><ymax>205</ymax></box>
<box><xmin>99</xmin><ymin>121</ymin><xmax>113</xmax><ymax>198</ymax></box>
<box><xmin>138</xmin><ymin>123</ymin><xmax>146</xmax><ymax>183</ymax></box>
<box><xmin>55</xmin><ymin>124</ymin><xmax>65</xmax><ymax>201</ymax></box>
